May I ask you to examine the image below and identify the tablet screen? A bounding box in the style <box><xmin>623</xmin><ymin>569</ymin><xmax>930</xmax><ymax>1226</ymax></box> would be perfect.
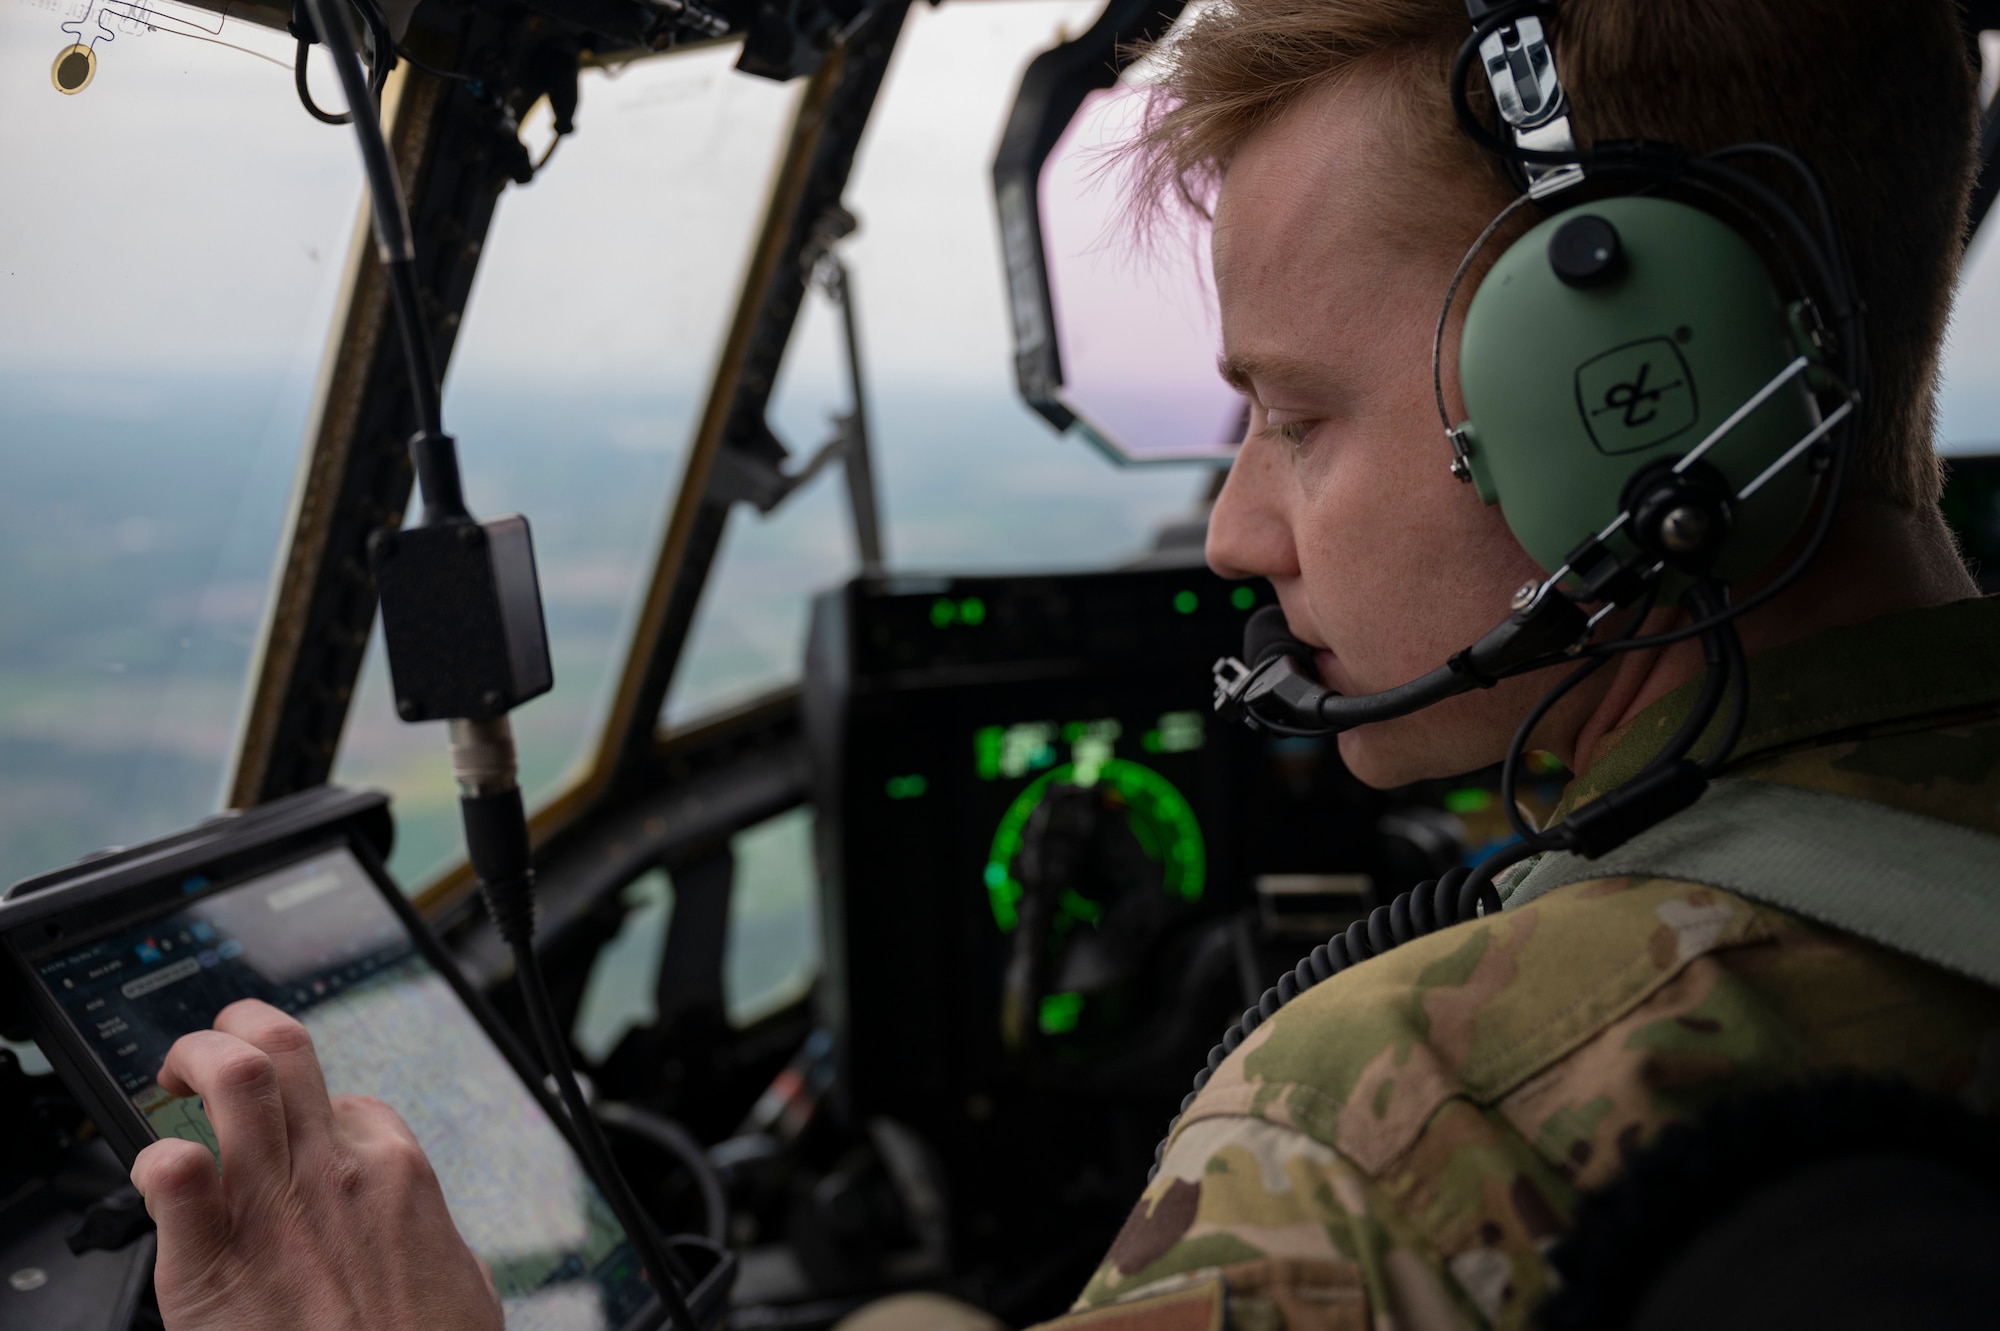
<box><xmin>30</xmin><ymin>844</ymin><xmax>655</xmax><ymax>1331</ymax></box>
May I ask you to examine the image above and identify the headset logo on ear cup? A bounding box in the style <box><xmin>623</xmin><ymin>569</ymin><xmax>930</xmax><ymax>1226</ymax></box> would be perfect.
<box><xmin>1575</xmin><ymin>338</ymin><xmax>1700</xmax><ymax>454</ymax></box>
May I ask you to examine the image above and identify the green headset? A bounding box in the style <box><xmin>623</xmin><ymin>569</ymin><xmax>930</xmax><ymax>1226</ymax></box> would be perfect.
<box><xmin>1213</xmin><ymin>0</ymin><xmax>1866</xmax><ymax>875</ymax></box>
<box><xmin>1455</xmin><ymin>197</ymin><xmax>1828</xmax><ymax>585</ymax></box>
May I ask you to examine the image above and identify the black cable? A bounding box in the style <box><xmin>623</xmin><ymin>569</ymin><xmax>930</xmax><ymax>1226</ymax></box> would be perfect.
<box><xmin>1651</xmin><ymin>619</ymin><xmax>1730</xmax><ymax>771</ymax></box>
<box><xmin>300</xmin><ymin>0</ymin><xmax>705</xmax><ymax>1324</ymax></box>
<box><xmin>393</xmin><ymin>42</ymin><xmax>471</xmax><ymax>80</ymax></box>
<box><xmin>1498</xmin><ymin>653</ymin><xmax>1607</xmax><ymax>844</ymax></box>
<box><xmin>1704</xmin><ymin>143</ymin><xmax>1846</xmax><ymax>272</ymax></box>
<box><xmin>1701</xmin><ymin>620</ymin><xmax>1750</xmax><ymax>774</ymax></box>
<box><xmin>292</xmin><ymin>0</ymin><xmax>393</xmax><ymax>127</ymax></box>
<box><xmin>295</xmin><ymin>38</ymin><xmax>351</xmax><ymax>124</ymax></box>
<box><xmin>302</xmin><ymin>0</ymin><xmax>443</xmax><ymax>441</ymax></box>
<box><xmin>511</xmin><ymin>937</ymin><xmax>704</xmax><ymax>1329</ymax></box>
<box><xmin>595</xmin><ymin>1102</ymin><xmax>729</xmax><ymax>1248</ymax></box>
<box><xmin>1495</xmin><ymin>575</ymin><xmax>1665</xmax><ymax>843</ymax></box>
<box><xmin>341</xmin><ymin>0</ymin><xmax>478</xmax><ymax>86</ymax></box>
<box><xmin>1680</xmin><ymin>155</ymin><xmax>1854</xmax><ymax>328</ymax></box>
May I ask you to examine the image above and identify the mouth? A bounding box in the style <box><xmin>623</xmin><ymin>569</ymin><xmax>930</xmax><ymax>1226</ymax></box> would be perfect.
<box><xmin>1313</xmin><ymin>650</ymin><xmax>1342</xmax><ymax>694</ymax></box>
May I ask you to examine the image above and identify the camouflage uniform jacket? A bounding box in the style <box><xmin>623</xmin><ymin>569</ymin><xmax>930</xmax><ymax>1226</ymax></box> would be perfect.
<box><xmin>1051</xmin><ymin>596</ymin><xmax>2000</xmax><ymax>1331</ymax></box>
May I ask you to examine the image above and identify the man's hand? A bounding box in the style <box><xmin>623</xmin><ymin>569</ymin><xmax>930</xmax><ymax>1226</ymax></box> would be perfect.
<box><xmin>129</xmin><ymin>998</ymin><xmax>504</xmax><ymax>1331</ymax></box>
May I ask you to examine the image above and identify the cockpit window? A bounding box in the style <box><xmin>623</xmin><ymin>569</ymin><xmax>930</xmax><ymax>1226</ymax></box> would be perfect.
<box><xmin>1037</xmin><ymin>84</ymin><xmax>1245</xmax><ymax>462</ymax></box>
<box><xmin>331</xmin><ymin>44</ymin><xmax>802</xmax><ymax>888</ymax></box>
<box><xmin>662</xmin><ymin>0</ymin><xmax>1212</xmax><ymax>727</ymax></box>
<box><xmin>1942</xmin><ymin>205</ymin><xmax>2000</xmax><ymax>456</ymax></box>
<box><xmin>0</xmin><ymin>11</ymin><xmax>361</xmax><ymax>887</ymax></box>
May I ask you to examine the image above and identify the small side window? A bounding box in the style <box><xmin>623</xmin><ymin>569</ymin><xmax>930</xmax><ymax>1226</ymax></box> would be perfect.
<box><xmin>572</xmin><ymin>806</ymin><xmax>819</xmax><ymax>1060</ymax></box>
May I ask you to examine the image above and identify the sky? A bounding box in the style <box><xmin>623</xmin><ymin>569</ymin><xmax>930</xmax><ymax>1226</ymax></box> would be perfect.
<box><xmin>6</xmin><ymin>0</ymin><xmax>1999</xmax><ymax>432</ymax></box>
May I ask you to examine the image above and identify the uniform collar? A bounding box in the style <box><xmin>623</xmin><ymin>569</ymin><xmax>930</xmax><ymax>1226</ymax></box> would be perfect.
<box><xmin>1552</xmin><ymin>595</ymin><xmax>2000</xmax><ymax>821</ymax></box>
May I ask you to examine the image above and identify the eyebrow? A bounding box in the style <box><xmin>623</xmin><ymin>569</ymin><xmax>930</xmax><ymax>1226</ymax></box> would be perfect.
<box><xmin>1216</xmin><ymin>352</ymin><xmax>1329</xmax><ymax>394</ymax></box>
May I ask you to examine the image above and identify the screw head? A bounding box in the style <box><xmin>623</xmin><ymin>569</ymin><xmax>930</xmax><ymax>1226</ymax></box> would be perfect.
<box><xmin>369</xmin><ymin>530</ymin><xmax>398</xmax><ymax>561</ymax></box>
<box><xmin>397</xmin><ymin>697</ymin><xmax>421</xmax><ymax>721</ymax></box>
<box><xmin>480</xmin><ymin>689</ymin><xmax>504</xmax><ymax>711</ymax></box>
<box><xmin>1511</xmin><ymin>581</ymin><xmax>1541</xmax><ymax>612</ymax></box>
<box><xmin>1659</xmin><ymin>505</ymin><xmax>1713</xmax><ymax>554</ymax></box>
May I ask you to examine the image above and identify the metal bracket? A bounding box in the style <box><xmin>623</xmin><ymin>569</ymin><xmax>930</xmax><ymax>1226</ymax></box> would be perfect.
<box><xmin>1447</xmin><ymin>426</ymin><xmax>1476</xmax><ymax>483</ymax></box>
<box><xmin>803</xmin><ymin>208</ymin><xmax>886</xmax><ymax>571</ymax></box>
<box><xmin>708</xmin><ymin>418</ymin><xmax>848</xmax><ymax>514</ymax></box>
<box><xmin>1478</xmin><ymin>13</ymin><xmax>1563</xmax><ymax>129</ymax></box>
<box><xmin>1473</xmin><ymin>10</ymin><xmax>1583</xmax><ymax>196</ymax></box>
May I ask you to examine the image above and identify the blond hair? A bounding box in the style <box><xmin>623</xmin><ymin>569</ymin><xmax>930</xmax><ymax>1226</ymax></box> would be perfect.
<box><xmin>1132</xmin><ymin>0</ymin><xmax>1980</xmax><ymax>508</ymax></box>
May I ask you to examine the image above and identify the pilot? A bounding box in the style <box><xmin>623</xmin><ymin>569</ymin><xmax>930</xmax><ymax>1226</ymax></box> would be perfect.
<box><xmin>128</xmin><ymin>0</ymin><xmax>2000</xmax><ymax>1328</ymax></box>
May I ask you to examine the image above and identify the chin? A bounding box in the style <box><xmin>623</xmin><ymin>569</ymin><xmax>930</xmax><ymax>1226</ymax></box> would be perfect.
<box><xmin>1334</xmin><ymin>703</ymin><xmax>1512</xmax><ymax>790</ymax></box>
<box><xmin>1335</xmin><ymin>727</ymin><xmax>1439</xmax><ymax>790</ymax></box>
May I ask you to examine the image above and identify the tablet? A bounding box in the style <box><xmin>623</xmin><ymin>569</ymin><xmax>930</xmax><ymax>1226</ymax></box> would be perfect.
<box><xmin>3</xmin><ymin>796</ymin><xmax>661</xmax><ymax>1331</ymax></box>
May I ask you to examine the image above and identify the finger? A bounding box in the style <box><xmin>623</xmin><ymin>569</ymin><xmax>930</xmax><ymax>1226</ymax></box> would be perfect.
<box><xmin>330</xmin><ymin>1093</ymin><xmax>421</xmax><ymax>1151</ymax></box>
<box><xmin>213</xmin><ymin>1000</ymin><xmax>337</xmax><ymax>1154</ymax></box>
<box><xmin>132</xmin><ymin>1137</ymin><xmax>230</xmax><ymax>1275</ymax></box>
<box><xmin>330</xmin><ymin>1095</ymin><xmax>450</xmax><ymax>1213</ymax></box>
<box><xmin>157</xmin><ymin>1028</ymin><xmax>291</xmax><ymax>1184</ymax></box>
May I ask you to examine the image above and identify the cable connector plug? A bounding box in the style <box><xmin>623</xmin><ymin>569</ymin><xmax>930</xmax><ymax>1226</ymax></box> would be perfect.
<box><xmin>1557</xmin><ymin>759</ymin><xmax>1709</xmax><ymax>860</ymax></box>
<box><xmin>451</xmin><ymin>717</ymin><xmax>538</xmax><ymax>946</ymax></box>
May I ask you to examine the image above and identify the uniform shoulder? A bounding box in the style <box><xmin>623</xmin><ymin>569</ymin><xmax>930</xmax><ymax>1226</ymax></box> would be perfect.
<box><xmin>1177</xmin><ymin>878</ymin><xmax>1770</xmax><ymax>1176</ymax></box>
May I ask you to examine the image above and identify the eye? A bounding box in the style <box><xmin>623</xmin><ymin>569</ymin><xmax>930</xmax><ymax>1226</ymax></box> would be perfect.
<box><xmin>1264</xmin><ymin>418</ymin><xmax>1317</xmax><ymax>451</ymax></box>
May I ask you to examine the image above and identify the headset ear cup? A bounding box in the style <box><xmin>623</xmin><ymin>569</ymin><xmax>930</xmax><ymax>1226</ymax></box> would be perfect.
<box><xmin>1454</xmin><ymin>197</ymin><xmax>1820</xmax><ymax>586</ymax></box>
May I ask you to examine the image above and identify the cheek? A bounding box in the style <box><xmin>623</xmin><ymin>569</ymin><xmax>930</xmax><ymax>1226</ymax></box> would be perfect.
<box><xmin>1289</xmin><ymin>427</ymin><xmax>1539</xmax><ymax>684</ymax></box>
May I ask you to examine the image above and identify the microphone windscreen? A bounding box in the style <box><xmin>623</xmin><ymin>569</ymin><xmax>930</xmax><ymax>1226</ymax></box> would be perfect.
<box><xmin>1243</xmin><ymin>605</ymin><xmax>1310</xmax><ymax>666</ymax></box>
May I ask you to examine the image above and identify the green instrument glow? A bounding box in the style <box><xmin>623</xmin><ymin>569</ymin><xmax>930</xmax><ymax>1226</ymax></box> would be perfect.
<box><xmin>984</xmin><ymin>758</ymin><xmax>1206</xmax><ymax>933</ymax></box>
<box><xmin>1038</xmin><ymin>991</ymin><xmax>1085</xmax><ymax>1035</ymax></box>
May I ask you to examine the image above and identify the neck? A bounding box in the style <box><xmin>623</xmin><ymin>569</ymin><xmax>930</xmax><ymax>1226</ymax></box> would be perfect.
<box><xmin>1563</xmin><ymin>497</ymin><xmax>1979</xmax><ymax>775</ymax></box>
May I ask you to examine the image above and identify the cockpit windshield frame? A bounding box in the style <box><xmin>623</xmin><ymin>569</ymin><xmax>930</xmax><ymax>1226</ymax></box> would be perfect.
<box><xmin>222</xmin><ymin>4</ymin><xmax>915</xmax><ymax>920</ymax></box>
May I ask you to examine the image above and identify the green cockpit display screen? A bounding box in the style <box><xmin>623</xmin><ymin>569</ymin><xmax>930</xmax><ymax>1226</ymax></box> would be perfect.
<box><xmin>983</xmin><ymin>756</ymin><xmax>1206</xmax><ymax>934</ymax></box>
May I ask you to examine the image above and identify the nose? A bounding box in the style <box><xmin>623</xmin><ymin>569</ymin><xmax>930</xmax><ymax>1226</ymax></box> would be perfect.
<box><xmin>1206</xmin><ymin>433</ymin><xmax>1300</xmax><ymax>582</ymax></box>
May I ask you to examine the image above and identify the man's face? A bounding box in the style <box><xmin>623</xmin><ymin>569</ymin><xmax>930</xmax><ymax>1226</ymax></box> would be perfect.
<box><xmin>1205</xmin><ymin>70</ymin><xmax>1580</xmax><ymax>788</ymax></box>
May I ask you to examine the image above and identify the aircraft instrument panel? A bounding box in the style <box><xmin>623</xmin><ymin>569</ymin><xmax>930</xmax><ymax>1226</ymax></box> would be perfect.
<box><xmin>802</xmin><ymin>566</ymin><xmax>1442</xmax><ymax>1275</ymax></box>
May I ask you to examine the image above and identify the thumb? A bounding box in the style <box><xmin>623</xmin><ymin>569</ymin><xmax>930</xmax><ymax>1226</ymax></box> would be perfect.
<box><xmin>133</xmin><ymin>1137</ymin><xmax>230</xmax><ymax>1278</ymax></box>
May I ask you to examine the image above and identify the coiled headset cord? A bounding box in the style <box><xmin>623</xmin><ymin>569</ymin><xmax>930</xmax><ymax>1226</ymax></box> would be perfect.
<box><xmin>1149</xmin><ymin>862</ymin><xmax>1510</xmax><ymax>1179</ymax></box>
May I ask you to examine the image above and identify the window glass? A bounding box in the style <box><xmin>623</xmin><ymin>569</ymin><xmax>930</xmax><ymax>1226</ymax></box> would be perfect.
<box><xmin>572</xmin><ymin>806</ymin><xmax>818</xmax><ymax>1058</ymax></box>
<box><xmin>664</xmin><ymin>0</ymin><xmax>1213</xmax><ymax>726</ymax></box>
<box><xmin>334</xmin><ymin>46</ymin><xmax>801</xmax><ymax>887</ymax></box>
<box><xmin>1941</xmin><ymin>214</ymin><xmax>2000</xmax><ymax>455</ymax></box>
<box><xmin>0</xmin><ymin>6</ymin><xmax>360</xmax><ymax>887</ymax></box>
<box><xmin>1039</xmin><ymin>84</ymin><xmax>1243</xmax><ymax>462</ymax></box>
<box><xmin>727</xmin><ymin>805</ymin><xmax>819</xmax><ymax>1021</ymax></box>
